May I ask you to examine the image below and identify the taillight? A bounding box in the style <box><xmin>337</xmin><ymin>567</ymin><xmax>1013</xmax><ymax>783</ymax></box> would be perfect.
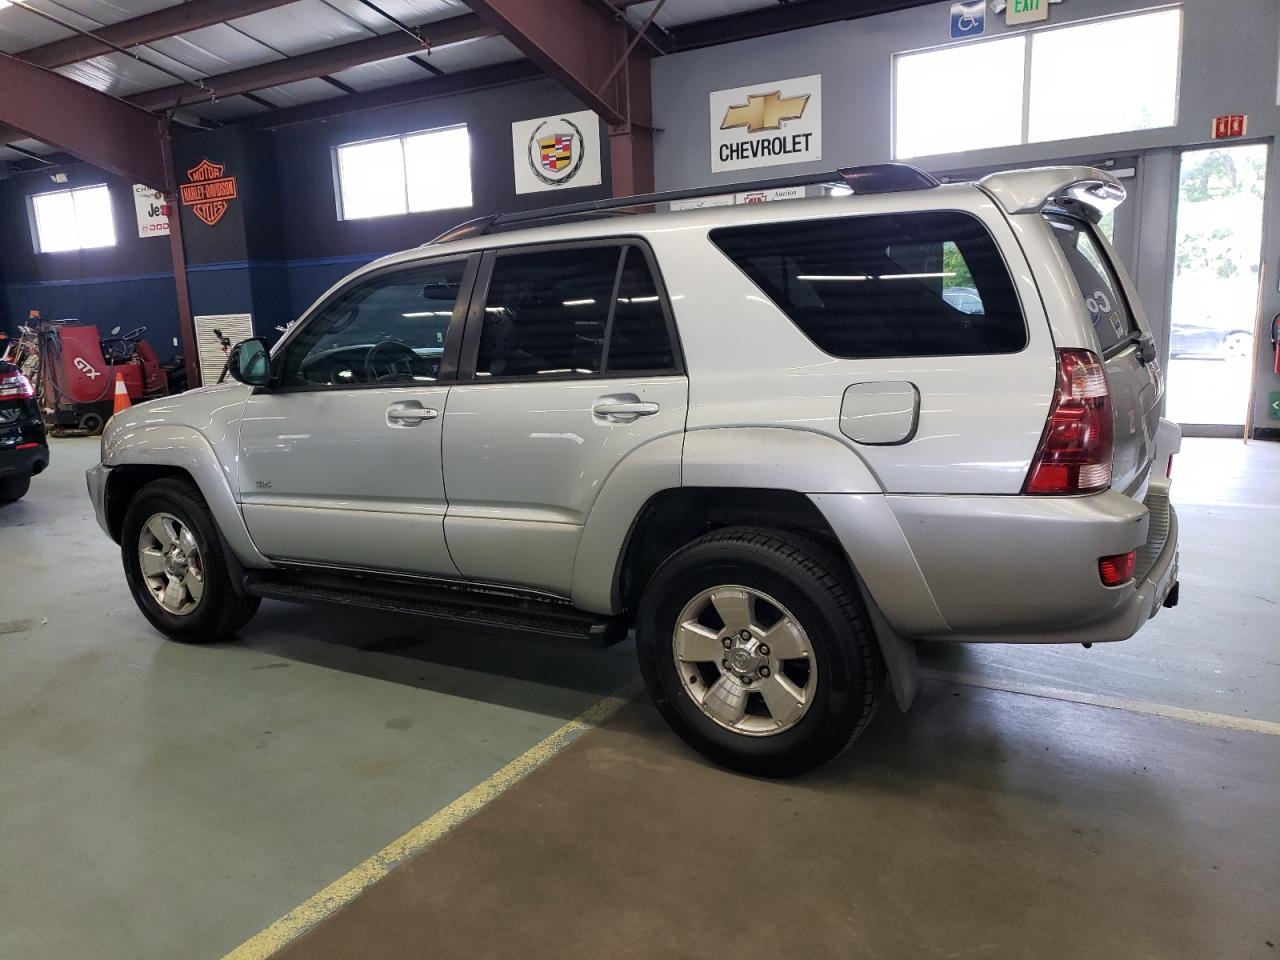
<box><xmin>0</xmin><ymin>371</ymin><xmax>34</xmax><ymax>401</ymax></box>
<box><xmin>1024</xmin><ymin>348</ymin><xmax>1114</xmax><ymax>494</ymax></box>
<box><xmin>1099</xmin><ymin>550</ymin><xmax>1136</xmax><ymax>587</ymax></box>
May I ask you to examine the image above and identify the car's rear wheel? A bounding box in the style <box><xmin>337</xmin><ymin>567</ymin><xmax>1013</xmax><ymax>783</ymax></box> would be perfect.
<box><xmin>121</xmin><ymin>478</ymin><xmax>259</xmax><ymax>642</ymax></box>
<box><xmin>636</xmin><ymin>527</ymin><xmax>884</xmax><ymax>777</ymax></box>
<box><xmin>0</xmin><ymin>475</ymin><xmax>31</xmax><ymax>503</ymax></box>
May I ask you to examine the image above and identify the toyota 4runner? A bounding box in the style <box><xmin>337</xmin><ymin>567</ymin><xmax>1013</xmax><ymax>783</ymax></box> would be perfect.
<box><xmin>87</xmin><ymin>164</ymin><xmax>1181</xmax><ymax>776</ymax></box>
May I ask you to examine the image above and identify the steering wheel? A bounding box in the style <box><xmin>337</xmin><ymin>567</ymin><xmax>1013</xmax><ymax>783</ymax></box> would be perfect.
<box><xmin>108</xmin><ymin>326</ymin><xmax>147</xmax><ymax>343</ymax></box>
<box><xmin>364</xmin><ymin>340</ymin><xmax>419</xmax><ymax>382</ymax></box>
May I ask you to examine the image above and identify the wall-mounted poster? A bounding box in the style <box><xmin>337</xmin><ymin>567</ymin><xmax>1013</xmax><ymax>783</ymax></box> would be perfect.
<box><xmin>710</xmin><ymin>74</ymin><xmax>821</xmax><ymax>173</ymax></box>
<box><xmin>133</xmin><ymin>184</ymin><xmax>170</xmax><ymax>238</ymax></box>
<box><xmin>511</xmin><ymin>110</ymin><xmax>603</xmax><ymax>194</ymax></box>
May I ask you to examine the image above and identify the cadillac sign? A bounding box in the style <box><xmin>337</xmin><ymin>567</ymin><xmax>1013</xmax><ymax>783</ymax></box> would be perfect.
<box><xmin>511</xmin><ymin>110</ymin><xmax>602</xmax><ymax>194</ymax></box>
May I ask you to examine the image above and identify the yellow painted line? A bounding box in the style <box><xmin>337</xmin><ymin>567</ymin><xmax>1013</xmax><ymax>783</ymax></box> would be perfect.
<box><xmin>222</xmin><ymin>682</ymin><xmax>641</xmax><ymax>960</ymax></box>
<box><xmin>921</xmin><ymin>669</ymin><xmax>1280</xmax><ymax>737</ymax></box>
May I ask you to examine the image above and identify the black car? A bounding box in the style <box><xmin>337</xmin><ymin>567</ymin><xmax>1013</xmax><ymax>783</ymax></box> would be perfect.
<box><xmin>0</xmin><ymin>360</ymin><xmax>49</xmax><ymax>503</ymax></box>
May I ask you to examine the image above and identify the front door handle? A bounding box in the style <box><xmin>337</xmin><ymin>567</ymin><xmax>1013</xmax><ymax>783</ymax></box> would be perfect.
<box><xmin>593</xmin><ymin>396</ymin><xmax>660</xmax><ymax>423</ymax></box>
<box><xmin>386</xmin><ymin>402</ymin><xmax>438</xmax><ymax>426</ymax></box>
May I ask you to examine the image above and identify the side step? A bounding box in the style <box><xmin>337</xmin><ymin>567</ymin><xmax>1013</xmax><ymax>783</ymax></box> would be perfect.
<box><xmin>244</xmin><ymin>568</ymin><xmax>628</xmax><ymax>646</ymax></box>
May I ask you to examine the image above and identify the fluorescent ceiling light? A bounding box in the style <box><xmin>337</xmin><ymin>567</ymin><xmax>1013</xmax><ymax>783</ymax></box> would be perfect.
<box><xmin>878</xmin><ymin>272</ymin><xmax>956</xmax><ymax>280</ymax></box>
<box><xmin>402</xmin><ymin>311</ymin><xmax>432</xmax><ymax>317</ymax></box>
<box><xmin>796</xmin><ymin>274</ymin><xmax>869</xmax><ymax>281</ymax></box>
<box><xmin>562</xmin><ymin>298</ymin><xmax>596</xmax><ymax>306</ymax></box>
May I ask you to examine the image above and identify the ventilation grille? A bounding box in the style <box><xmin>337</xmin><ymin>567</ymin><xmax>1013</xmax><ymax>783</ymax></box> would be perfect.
<box><xmin>194</xmin><ymin>314</ymin><xmax>253</xmax><ymax>386</ymax></box>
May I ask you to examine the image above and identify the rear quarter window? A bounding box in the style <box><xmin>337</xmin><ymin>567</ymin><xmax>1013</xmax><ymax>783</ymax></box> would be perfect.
<box><xmin>1044</xmin><ymin>213</ymin><xmax>1135</xmax><ymax>353</ymax></box>
<box><xmin>709</xmin><ymin>210</ymin><xmax>1026</xmax><ymax>359</ymax></box>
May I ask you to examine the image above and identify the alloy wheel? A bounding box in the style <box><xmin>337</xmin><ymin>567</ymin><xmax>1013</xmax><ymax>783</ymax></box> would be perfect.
<box><xmin>137</xmin><ymin>512</ymin><xmax>205</xmax><ymax>616</ymax></box>
<box><xmin>672</xmin><ymin>585</ymin><xmax>817</xmax><ymax>736</ymax></box>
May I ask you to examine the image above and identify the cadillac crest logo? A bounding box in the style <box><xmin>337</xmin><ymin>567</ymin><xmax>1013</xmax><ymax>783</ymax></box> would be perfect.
<box><xmin>179</xmin><ymin>158</ymin><xmax>238</xmax><ymax>227</ymax></box>
<box><xmin>527</xmin><ymin>117</ymin><xmax>585</xmax><ymax>186</ymax></box>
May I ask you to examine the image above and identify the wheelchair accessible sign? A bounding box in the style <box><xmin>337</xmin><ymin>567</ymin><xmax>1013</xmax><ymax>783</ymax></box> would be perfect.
<box><xmin>950</xmin><ymin>0</ymin><xmax>985</xmax><ymax>38</ymax></box>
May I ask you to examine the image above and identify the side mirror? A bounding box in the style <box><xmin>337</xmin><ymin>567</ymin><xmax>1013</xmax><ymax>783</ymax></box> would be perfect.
<box><xmin>225</xmin><ymin>337</ymin><xmax>271</xmax><ymax>387</ymax></box>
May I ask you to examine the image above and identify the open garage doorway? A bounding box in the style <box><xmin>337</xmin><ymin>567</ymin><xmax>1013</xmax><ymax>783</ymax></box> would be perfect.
<box><xmin>1163</xmin><ymin>142</ymin><xmax>1270</xmax><ymax>432</ymax></box>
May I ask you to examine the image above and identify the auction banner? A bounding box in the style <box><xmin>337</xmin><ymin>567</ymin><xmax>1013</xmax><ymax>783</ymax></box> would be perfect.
<box><xmin>710</xmin><ymin>74</ymin><xmax>821</xmax><ymax>173</ymax></box>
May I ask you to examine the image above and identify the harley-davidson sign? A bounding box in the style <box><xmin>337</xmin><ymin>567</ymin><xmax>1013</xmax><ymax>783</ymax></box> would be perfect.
<box><xmin>180</xmin><ymin>159</ymin><xmax>238</xmax><ymax>226</ymax></box>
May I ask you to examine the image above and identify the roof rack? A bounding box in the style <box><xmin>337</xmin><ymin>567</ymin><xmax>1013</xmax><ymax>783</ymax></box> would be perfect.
<box><xmin>429</xmin><ymin>162</ymin><xmax>939</xmax><ymax>245</ymax></box>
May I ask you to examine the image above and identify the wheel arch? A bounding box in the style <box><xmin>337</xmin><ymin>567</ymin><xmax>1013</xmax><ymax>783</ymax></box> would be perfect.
<box><xmin>102</xmin><ymin>423</ymin><xmax>269</xmax><ymax>568</ymax></box>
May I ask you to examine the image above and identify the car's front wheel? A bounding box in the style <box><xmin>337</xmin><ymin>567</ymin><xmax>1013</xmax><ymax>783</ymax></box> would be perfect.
<box><xmin>636</xmin><ymin>527</ymin><xmax>884</xmax><ymax>777</ymax></box>
<box><xmin>121</xmin><ymin>478</ymin><xmax>259</xmax><ymax>642</ymax></box>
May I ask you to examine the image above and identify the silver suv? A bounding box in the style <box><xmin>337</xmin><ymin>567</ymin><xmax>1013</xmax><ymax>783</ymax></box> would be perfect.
<box><xmin>87</xmin><ymin>164</ymin><xmax>1180</xmax><ymax>776</ymax></box>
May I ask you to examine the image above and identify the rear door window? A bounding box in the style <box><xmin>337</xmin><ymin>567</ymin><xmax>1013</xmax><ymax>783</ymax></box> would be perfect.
<box><xmin>1045</xmin><ymin>213</ymin><xmax>1135</xmax><ymax>353</ymax></box>
<box><xmin>709</xmin><ymin>211</ymin><xmax>1026</xmax><ymax>359</ymax></box>
<box><xmin>473</xmin><ymin>244</ymin><xmax>677</xmax><ymax>379</ymax></box>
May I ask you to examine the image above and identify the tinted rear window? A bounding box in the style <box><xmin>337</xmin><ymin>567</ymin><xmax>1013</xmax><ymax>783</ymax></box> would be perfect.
<box><xmin>710</xmin><ymin>211</ymin><xmax>1026</xmax><ymax>359</ymax></box>
<box><xmin>1045</xmin><ymin>213</ymin><xmax>1135</xmax><ymax>353</ymax></box>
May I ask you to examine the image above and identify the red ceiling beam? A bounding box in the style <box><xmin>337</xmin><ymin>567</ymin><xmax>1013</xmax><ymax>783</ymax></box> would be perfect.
<box><xmin>0</xmin><ymin>52</ymin><xmax>171</xmax><ymax>188</ymax></box>
<box><xmin>127</xmin><ymin>13</ymin><xmax>494</xmax><ymax>110</ymax></box>
<box><xmin>462</xmin><ymin>0</ymin><xmax>648</xmax><ymax>128</ymax></box>
<box><xmin>17</xmin><ymin>0</ymin><xmax>300</xmax><ymax>70</ymax></box>
<box><xmin>667</xmin><ymin>0</ymin><xmax>936</xmax><ymax>50</ymax></box>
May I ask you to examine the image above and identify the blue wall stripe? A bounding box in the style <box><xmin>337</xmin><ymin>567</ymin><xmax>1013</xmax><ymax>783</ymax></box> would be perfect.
<box><xmin>3</xmin><ymin>252</ymin><xmax>387</xmax><ymax>290</ymax></box>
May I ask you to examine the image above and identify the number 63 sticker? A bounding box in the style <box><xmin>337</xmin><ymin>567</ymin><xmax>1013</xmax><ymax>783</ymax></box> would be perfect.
<box><xmin>1086</xmin><ymin>289</ymin><xmax>1125</xmax><ymax>338</ymax></box>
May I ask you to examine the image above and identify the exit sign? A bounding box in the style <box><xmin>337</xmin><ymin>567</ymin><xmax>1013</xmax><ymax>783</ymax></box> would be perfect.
<box><xmin>1007</xmin><ymin>0</ymin><xmax>1048</xmax><ymax>25</ymax></box>
<box><xmin>1270</xmin><ymin>392</ymin><xmax>1280</xmax><ymax>421</ymax></box>
<box><xmin>1212</xmin><ymin>114</ymin><xmax>1247</xmax><ymax>139</ymax></box>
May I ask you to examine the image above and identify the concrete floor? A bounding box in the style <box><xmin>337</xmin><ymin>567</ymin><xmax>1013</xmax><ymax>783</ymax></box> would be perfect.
<box><xmin>0</xmin><ymin>437</ymin><xmax>1276</xmax><ymax>959</ymax></box>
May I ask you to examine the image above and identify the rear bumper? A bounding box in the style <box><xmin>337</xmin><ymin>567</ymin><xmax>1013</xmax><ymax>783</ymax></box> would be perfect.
<box><xmin>0</xmin><ymin>443</ymin><xmax>48</xmax><ymax>479</ymax></box>
<box><xmin>828</xmin><ymin>483</ymin><xmax>1179</xmax><ymax>645</ymax></box>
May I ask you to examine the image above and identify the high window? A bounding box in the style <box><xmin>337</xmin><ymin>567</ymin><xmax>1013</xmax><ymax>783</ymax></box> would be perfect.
<box><xmin>334</xmin><ymin>125</ymin><xmax>472</xmax><ymax>220</ymax></box>
<box><xmin>30</xmin><ymin>184</ymin><xmax>116</xmax><ymax>253</ymax></box>
<box><xmin>894</xmin><ymin>8</ymin><xmax>1182</xmax><ymax>159</ymax></box>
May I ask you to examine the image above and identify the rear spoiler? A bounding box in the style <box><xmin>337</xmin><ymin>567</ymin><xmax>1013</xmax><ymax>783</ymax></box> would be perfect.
<box><xmin>977</xmin><ymin>166</ymin><xmax>1125</xmax><ymax>223</ymax></box>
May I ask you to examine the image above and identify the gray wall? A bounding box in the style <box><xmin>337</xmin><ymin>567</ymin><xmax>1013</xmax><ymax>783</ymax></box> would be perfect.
<box><xmin>652</xmin><ymin>0</ymin><xmax>1280</xmax><ymax>433</ymax></box>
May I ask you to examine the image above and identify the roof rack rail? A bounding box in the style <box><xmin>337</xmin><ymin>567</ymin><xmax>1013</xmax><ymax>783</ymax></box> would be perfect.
<box><xmin>429</xmin><ymin>162</ymin><xmax>939</xmax><ymax>245</ymax></box>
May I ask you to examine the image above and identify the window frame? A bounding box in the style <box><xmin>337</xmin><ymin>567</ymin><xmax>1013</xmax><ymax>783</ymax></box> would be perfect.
<box><xmin>332</xmin><ymin>124</ymin><xmax>474</xmax><ymax>222</ymax></box>
<box><xmin>27</xmin><ymin>183</ymin><xmax>117</xmax><ymax>254</ymax></box>
<box><xmin>708</xmin><ymin>207</ymin><xmax>1031</xmax><ymax>361</ymax></box>
<box><xmin>892</xmin><ymin>5</ymin><xmax>1183</xmax><ymax>159</ymax></box>
<box><xmin>456</xmin><ymin>237</ymin><xmax>685</xmax><ymax>385</ymax></box>
<box><xmin>263</xmin><ymin>253</ymin><xmax>480</xmax><ymax>394</ymax></box>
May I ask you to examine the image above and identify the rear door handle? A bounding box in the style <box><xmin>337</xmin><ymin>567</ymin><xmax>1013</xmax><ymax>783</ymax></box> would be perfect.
<box><xmin>386</xmin><ymin>402</ymin><xmax>438</xmax><ymax>426</ymax></box>
<box><xmin>592</xmin><ymin>397</ymin><xmax>659</xmax><ymax>422</ymax></box>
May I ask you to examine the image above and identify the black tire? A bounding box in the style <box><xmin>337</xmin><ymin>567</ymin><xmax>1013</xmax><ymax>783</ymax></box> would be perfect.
<box><xmin>636</xmin><ymin>527</ymin><xmax>884</xmax><ymax>778</ymax></box>
<box><xmin>121</xmin><ymin>477</ymin><xmax>260</xmax><ymax>643</ymax></box>
<box><xmin>0</xmin><ymin>475</ymin><xmax>30</xmax><ymax>503</ymax></box>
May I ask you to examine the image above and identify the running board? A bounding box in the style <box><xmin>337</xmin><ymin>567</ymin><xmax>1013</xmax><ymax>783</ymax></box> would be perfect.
<box><xmin>244</xmin><ymin>569</ymin><xmax>628</xmax><ymax>646</ymax></box>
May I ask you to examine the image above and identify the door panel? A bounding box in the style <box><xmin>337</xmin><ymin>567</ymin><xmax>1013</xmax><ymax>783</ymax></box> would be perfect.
<box><xmin>441</xmin><ymin>240</ymin><xmax>687</xmax><ymax>595</ymax></box>
<box><xmin>442</xmin><ymin>377</ymin><xmax>687</xmax><ymax>594</ymax></box>
<box><xmin>237</xmin><ymin>256</ymin><xmax>473</xmax><ymax>575</ymax></box>
<box><xmin>240</xmin><ymin>386</ymin><xmax>454</xmax><ymax>573</ymax></box>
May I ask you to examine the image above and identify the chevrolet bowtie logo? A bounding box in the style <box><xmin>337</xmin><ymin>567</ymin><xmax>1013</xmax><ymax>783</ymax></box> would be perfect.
<box><xmin>720</xmin><ymin>91</ymin><xmax>810</xmax><ymax>133</ymax></box>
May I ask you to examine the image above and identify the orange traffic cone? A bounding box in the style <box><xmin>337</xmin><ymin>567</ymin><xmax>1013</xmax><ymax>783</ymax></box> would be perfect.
<box><xmin>112</xmin><ymin>372</ymin><xmax>132</xmax><ymax>415</ymax></box>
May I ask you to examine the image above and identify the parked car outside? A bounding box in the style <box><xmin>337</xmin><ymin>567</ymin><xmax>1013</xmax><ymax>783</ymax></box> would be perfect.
<box><xmin>86</xmin><ymin>164</ymin><xmax>1181</xmax><ymax>776</ymax></box>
